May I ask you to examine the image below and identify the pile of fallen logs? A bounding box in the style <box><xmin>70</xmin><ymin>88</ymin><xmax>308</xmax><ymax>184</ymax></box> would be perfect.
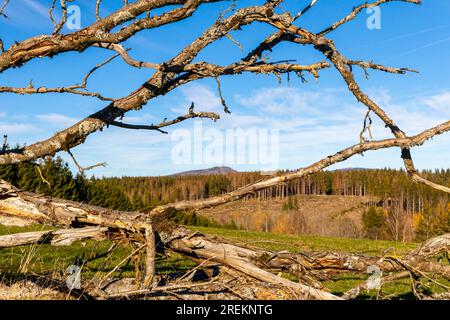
<box><xmin>0</xmin><ymin>180</ymin><xmax>449</xmax><ymax>300</ymax></box>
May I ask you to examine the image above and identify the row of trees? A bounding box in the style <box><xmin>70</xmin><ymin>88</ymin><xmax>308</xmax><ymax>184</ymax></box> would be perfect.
<box><xmin>362</xmin><ymin>203</ymin><xmax>450</xmax><ymax>241</ymax></box>
<box><xmin>0</xmin><ymin>156</ymin><xmax>448</xmax><ymax>240</ymax></box>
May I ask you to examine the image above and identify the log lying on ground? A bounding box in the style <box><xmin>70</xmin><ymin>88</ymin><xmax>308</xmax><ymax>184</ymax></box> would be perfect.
<box><xmin>407</xmin><ymin>233</ymin><xmax>450</xmax><ymax>259</ymax></box>
<box><xmin>0</xmin><ymin>226</ymin><xmax>108</xmax><ymax>247</ymax></box>
<box><xmin>0</xmin><ymin>180</ymin><xmax>146</xmax><ymax>231</ymax></box>
<box><xmin>160</xmin><ymin>227</ymin><xmax>341</xmax><ymax>300</ymax></box>
<box><xmin>0</xmin><ymin>179</ymin><xmax>156</xmax><ymax>289</ymax></box>
<box><xmin>214</xmin><ymin>234</ymin><xmax>449</xmax><ymax>282</ymax></box>
<box><xmin>0</xmin><ymin>180</ymin><xmax>340</xmax><ymax>300</ymax></box>
<box><xmin>256</xmin><ymin>248</ymin><xmax>450</xmax><ymax>280</ymax></box>
<box><xmin>341</xmin><ymin>271</ymin><xmax>411</xmax><ymax>300</ymax></box>
<box><xmin>0</xmin><ymin>180</ymin><xmax>448</xmax><ymax>299</ymax></box>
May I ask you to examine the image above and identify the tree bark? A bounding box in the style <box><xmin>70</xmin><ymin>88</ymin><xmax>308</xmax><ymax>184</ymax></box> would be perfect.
<box><xmin>0</xmin><ymin>226</ymin><xmax>108</xmax><ymax>247</ymax></box>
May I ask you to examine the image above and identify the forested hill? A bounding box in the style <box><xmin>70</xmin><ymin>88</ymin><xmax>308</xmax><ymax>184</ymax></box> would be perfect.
<box><xmin>0</xmin><ymin>156</ymin><xmax>449</xmax><ymax>238</ymax></box>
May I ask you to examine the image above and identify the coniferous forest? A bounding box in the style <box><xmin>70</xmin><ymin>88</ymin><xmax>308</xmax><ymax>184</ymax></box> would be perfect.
<box><xmin>1</xmin><ymin>156</ymin><xmax>448</xmax><ymax>242</ymax></box>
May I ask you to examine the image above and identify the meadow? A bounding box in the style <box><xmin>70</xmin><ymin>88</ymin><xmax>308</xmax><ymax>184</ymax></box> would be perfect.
<box><xmin>2</xmin><ymin>224</ymin><xmax>446</xmax><ymax>299</ymax></box>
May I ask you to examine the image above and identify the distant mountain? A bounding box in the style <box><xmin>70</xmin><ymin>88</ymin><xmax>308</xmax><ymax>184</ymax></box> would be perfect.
<box><xmin>170</xmin><ymin>166</ymin><xmax>237</xmax><ymax>177</ymax></box>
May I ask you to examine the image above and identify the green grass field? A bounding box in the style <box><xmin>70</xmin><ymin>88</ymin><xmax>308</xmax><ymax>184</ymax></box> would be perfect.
<box><xmin>192</xmin><ymin>227</ymin><xmax>418</xmax><ymax>256</ymax></box>
<box><xmin>0</xmin><ymin>224</ymin><xmax>447</xmax><ymax>299</ymax></box>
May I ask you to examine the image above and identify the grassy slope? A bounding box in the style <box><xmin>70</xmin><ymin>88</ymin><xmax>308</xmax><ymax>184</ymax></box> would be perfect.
<box><xmin>0</xmin><ymin>225</ymin><xmax>447</xmax><ymax>299</ymax></box>
<box><xmin>0</xmin><ymin>225</ymin><xmax>195</xmax><ymax>280</ymax></box>
<box><xmin>192</xmin><ymin>227</ymin><xmax>417</xmax><ymax>256</ymax></box>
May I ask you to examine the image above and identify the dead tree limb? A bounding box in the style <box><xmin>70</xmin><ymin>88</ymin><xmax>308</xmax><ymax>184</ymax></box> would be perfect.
<box><xmin>0</xmin><ymin>180</ymin><xmax>449</xmax><ymax>299</ymax></box>
<box><xmin>108</xmin><ymin>107</ymin><xmax>220</xmax><ymax>134</ymax></box>
<box><xmin>149</xmin><ymin>121</ymin><xmax>450</xmax><ymax>216</ymax></box>
<box><xmin>0</xmin><ymin>226</ymin><xmax>108</xmax><ymax>248</ymax></box>
<box><xmin>1</xmin><ymin>0</ymin><xmax>446</xmax><ymax>196</ymax></box>
<box><xmin>0</xmin><ymin>180</ymin><xmax>340</xmax><ymax>299</ymax></box>
<box><xmin>159</xmin><ymin>227</ymin><xmax>342</xmax><ymax>300</ymax></box>
<box><xmin>143</xmin><ymin>225</ymin><xmax>156</xmax><ymax>288</ymax></box>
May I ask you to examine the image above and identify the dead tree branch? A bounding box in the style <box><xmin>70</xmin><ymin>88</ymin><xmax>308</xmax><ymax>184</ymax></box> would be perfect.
<box><xmin>0</xmin><ymin>180</ymin><xmax>340</xmax><ymax>300</ymax></box>
<box><xmin>67</xmin><ymin>149</ymin><xmax>107</xmax><ymax>175</ymax></box>
<box><xmin>108</xmin><ymin>106</ymin><xmax>220</xmax><ymax>134</ymax></box>
<box><xmin>149</xmin><ymin>121</ymin><xmax>450</xmax><ymax>215</ymax></box>
<box><xmin>0</xmin><ymin>0</ymin><xmax>10</xmax><ymax>18</ymax></box>
<box><xmin>0</xmin><ymin>226</ymin><xmax>108</xmax><ymax>248</ymax></box>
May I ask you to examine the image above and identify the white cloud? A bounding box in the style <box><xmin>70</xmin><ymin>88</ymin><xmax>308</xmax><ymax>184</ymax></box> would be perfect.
<box><xmin>23</xmin><ymin>0</ymin><xmax>50</xmax><ymax>19</ymax></box>
<box><xmin>35</xmin><ymin>85</ymin><xmax>449</xmax><ymax>177</ymax></box>
<box><xmin>0</xmin><ymin>123</ymin><xmax>39</xmax><ymax>134</ymax></box>
<box><xmin>235</xmin><ymin>87</ymin><xmax>330</xmax><ymax>115</ymax></box>
<box><xmin>175</xmin><ymin>83</ymin><xmax>223</xmax><ymax>114</ymax></box>
<box><xmin>121</xmin><ymin>113</ymin><xmax>156</xmax><ymax>124</ymax></box>
<box><xmin>35</xmin><ymin>113</ymin><xmax>79</xmax><ymax>127</ymax></box>
<box><xmin>422</xmin><ymin>91</ymin><xmax>450</xmax><ymax>115</ymax></box>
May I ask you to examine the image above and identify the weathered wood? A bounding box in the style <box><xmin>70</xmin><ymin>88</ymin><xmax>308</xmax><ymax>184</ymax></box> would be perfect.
<box><xmin>251</xmin><ymin>244</ymin><xmax>450</xmax><ymax>280</ymax></box>
<box><xmin>0</xmin><ymin>180</ymin><xmax>148</xmax><ymax>232</ymax></box>
<box><xmin>1</xmin><ymin>180</ymin><xmax>449</xmax><ymax>300</ymax></box>
<box><xmin>0</xmin><ymin>226</ymin><xmax>108</xmax><ymax>248</ymax></box>
<box><xmin>143</xmin><ymin>225</ymin><xmax>156</xmax><ymax>288</ymax></box>
<box><xmin>161</xmin><ymin>227</ymin><xmax>342</xmax><ymax>300</ymax></box>
<box><xmin>342</xmin><ymin>271</ymin><xmax>410</xmax><ymax>300</ymax></box>
<box><xmin>0</xmin><ymin>180</ymin><xmax>341</xmax><ymax>300</ymax></box>
<box><xmin>407</xmin><ymin>233</ymin><xmax>450</xmax><ymax>259</ymax></box>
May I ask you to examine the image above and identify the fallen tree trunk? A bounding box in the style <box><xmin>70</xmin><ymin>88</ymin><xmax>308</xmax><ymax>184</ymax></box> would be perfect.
<box><xmin>160</xmin><ymin>227</ymin><xmax>341</xmax><ymax>300</ymax></box>
<box><xmin>0</xmin><ymin>180</ymin><xmax>146</xmax><ymax>231</ymax></box>
<box><xmin>0</xmin><ymin>180</ymin><xmax>448</xmax><ymax>299</ymax></box>
<box><xmin>0</xmin><ymin>180</ymin><xmax>340</xmax><ymax>300</ymax></box>
<box><xmin>255</xmin><ymin>250</ymin><xmax>450</xmax><ymax>280</ymax></box>
<box><xmin>0</xmin><ymin>226</ymin><xmax>108</xmax><ymax>247</ymax></box>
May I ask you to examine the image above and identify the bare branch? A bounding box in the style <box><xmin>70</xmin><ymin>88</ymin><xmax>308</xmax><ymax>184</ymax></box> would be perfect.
<box><xmin>214</xmin><ymin>76</ymin><xmax>231</xmax><ymax>114</ymax></box>
<box><xmin>1</xmin><ymin>0</ymin><xmax>446</xmax><ymax>199</ymax></box>
<box><xmin>108</xmin><ymin>105</ymin><xmax>220</xmax><ymax>134</ymax></box>
<box><xmin>48</xmin><ymin>0</ymin><xmax>57</xmax><ymax>27</ymax></box>
<box><xmin>0</xmin><ymin>53</ymin><xmax>119</xmax><ymax>101</ymax></box>
<box><xmin>80</xmin><ymin>52</ymin><xmax>120</xmax><ymax>88</ymax></box>
<box><xmin>265</xmin><ymin>18</ymin><xmax>450</xmax><ymax>195</ymax></box>
<box><xmin>49</xmin><ymin>0</ymin><xmax>68</xmax><ymax>34</ymax></box>
<box><xmin>35</xmin><ymin>163</ymin><xmax>52</xmax><ymax>189</ymax></box>
<box><xmin>0</xmin><ymin>0</ymin><xmax>225</xmax><ymax>73</ymax></box>
<box><xmin>67</xmin><ymin>149</ymin><xmax>107</xmax><ymax>176</ymax></box>
<box><xmin>0</xmin><ymin>85</ymin><xmax>115</xmax><ymax>101</ymax></box>
<box><xmin>347</xmin><ymin>60</ymin><xmax>418</xmax><ymax>77</ymax></box>
<box><xmin>93</xmin><ymin>43</ymin><xmax>159</xmax><ymax>70</ymax></box>
<box><xmin>359</xmin><ymin>109</ymin><xmax>373</xmax><ymax>143</ymax></box>
<box><xmin>150</xmin><ymin>120</ymin><xmax>450</xmax><ymax>215</ymax></box>
<box><xmin>0</xmin><ymin>2</ymin><xmax>277</xmax><ymax>165</ymax></box>
<box><xmin>318</xmin><ymin>0</ymin><xmax>422</xmax><ymax>36</ymax></box>
<box><xmin>95</xmin><ymin>0</ymin><xmax>102</xmax><ymax>21</ymax></box>
<box><xmin>0</xmin><ymin>0</ymin><xmax>10</xmax><ymax>18</ymax></box>
<box><xmin>293</xmin><ymin>0</ymin><xmax>319</xmax><ymax>20</ymax></box>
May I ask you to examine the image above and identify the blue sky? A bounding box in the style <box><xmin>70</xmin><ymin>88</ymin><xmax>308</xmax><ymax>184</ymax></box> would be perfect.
<box><xmin>1</xmin><ymin>0</ymin><xmax>450</xmax><ymax>176</ymax></box>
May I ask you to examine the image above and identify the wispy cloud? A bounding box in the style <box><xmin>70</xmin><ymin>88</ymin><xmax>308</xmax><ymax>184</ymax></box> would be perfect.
<box><xmin>36</xmin><ymin>113</ymin><xmax>78</xmax><ymax>127</ymax></box>
<box><xmin>23</xmin><ymin>0</ymin><xmax>50</xmax><ymax>19</ymax></box>
<box><xmin>0</xmin><ymin>123</ymin><xmax>39</xmax><ymax>134</ymax></box>
<box><xmin>5</xmin><ymin>84</ymin><xmax>446</xmax><ymax>177</ymax></box>
<box><xmin>23</xmin><ymin>0</ymin><xmax>49</xmax><ymax>18</ymax></box>
<box><xmin>422</xmin><ymin>91</ymin><xmax>450</xmax><ymax>116</ymax></box>
<box><xmin>174</xmin><ymin>83</ymin><xmax>223</xmax><ymax>114</ymax></box>
<box><xmin>235</xmin><ymin>87</ymin><xmax>329</xmax><ymax>115</ymax></box>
